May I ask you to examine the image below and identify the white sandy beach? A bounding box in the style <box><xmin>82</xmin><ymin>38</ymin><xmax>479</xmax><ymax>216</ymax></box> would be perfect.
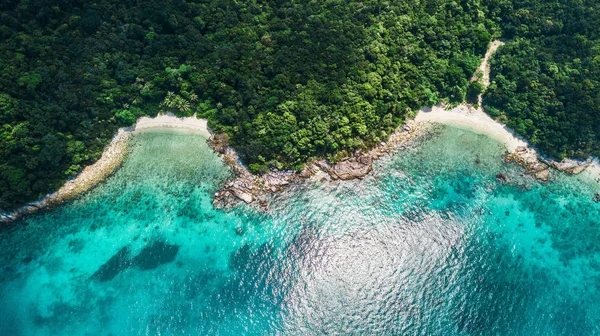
<box><xmin>415</xmin><ymin>104</ymin><xmax>600</xmax><ymax>182</ymax></box>
<box><xmin>415</xmin><ymin>40</ymin><xmax>526</xmax><ymax>152</ymax></box>
<box><xmin>414</xmin><ymin>39</ymin><xmax>599</xmax><ymax>181</ymax></box>
<box><xmin>135</xmin><ymin>114</ymin><xmax>211</xmax><ymax>137</ymax></box>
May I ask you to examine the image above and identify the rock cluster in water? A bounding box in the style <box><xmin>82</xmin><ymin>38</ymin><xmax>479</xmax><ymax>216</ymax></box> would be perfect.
<box><xmin>210</xmin><ymin>133</ymin><xmax>297</xmax><ymax>209</ymax></box>
<box><xmin>327</xmin><ymin>155</ymin><xmax>373</xmax><ymax>180</ymax></box>
<box><xmin>505</xmin><ymin>147</ymin><xmax>551</xmax><ymax>182</ymax></box>
<box><xmin>545</xmin><ymin>158</ymin><xmax>593</xmax><ymax>175</ymax></box>
<box><xmin>505</xmin><ymin>146</ymin><xmax>593</xmax><ymax>182</ymax></box>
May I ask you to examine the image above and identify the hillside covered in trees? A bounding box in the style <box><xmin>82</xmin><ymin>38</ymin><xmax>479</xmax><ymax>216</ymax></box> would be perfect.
<box><xmin>484</xmin><ymin>0</ymin><xmax>600</xmax><ymax>159</ymax></box>
<box><xmin>0</xmin><ymin>0</ymin><xmax>598</xmax><ymax>211</ymax></box>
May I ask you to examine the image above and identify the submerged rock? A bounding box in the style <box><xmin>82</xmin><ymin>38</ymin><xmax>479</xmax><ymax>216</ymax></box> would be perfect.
<box><xmin>496</xmin><ymin>173</ymin><xmax>507</xmax><ymax>183</ymax></box>
<box><xmin>91</xmin><ymin>246</ymin><xmax>131</xmax><ymax>282</ymax></box>
<box><xmin>131</xmin><ymin>241</ymin><xmax>180</xmax><ymax>270</ymax></box>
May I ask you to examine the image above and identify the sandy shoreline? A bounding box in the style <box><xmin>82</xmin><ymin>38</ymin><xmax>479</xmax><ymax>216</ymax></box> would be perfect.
<box><xmin>135</xmin><ymin>114</ymin><xmax>211</xmax><ymax>137</ymax></box>
<box><xmin>414</xmin><ymin>104</ymin><xmax>600</xmax><ymax>181</ymax></box>
<box><xmin>415</xmin><ymin>40</ymin><xmax>525</xmax><ymax>151</ymax></box>
<box><xmin>415</xmin><ymin>105</ymin><xmax>527</xmax><ymax>152</ymax></box>
<box><xmin>413</xmin><ymin>39</ymin><xmax>599</xmax><ymax>183</ymax></box>
<box><xmin>1</xmin><ymin>114</ymin><xmax>211</xmax><ymax>223</ymax></box>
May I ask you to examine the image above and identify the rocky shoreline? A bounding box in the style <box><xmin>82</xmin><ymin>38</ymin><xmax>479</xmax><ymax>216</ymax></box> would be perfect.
<box><xmin>210</xmin><ymin>115</ymin><xmax>598</xmax><ymax>211</ymax></box>
<box><xmin>2</xmin><ymin>110</ymin><xmax>596</xmax><ymax>223</ymax></box>
<box><xmin>3</xmin><ymin>38</ymin><xmax>598</xmax><ymax>224</ymax></box>
<box><xmin>504</xmin><ymin>146</ymin><xmax>593</xmax><ymax>183</ymax></box>
<box><xmin>209</xmin><ymin>121</ymin><xmax>429</xmax><ymax>210</ymax></box>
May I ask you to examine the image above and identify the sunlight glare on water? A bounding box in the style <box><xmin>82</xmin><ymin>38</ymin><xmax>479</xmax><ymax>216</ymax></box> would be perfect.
<box><xmin>0</xmin><ymin>126</ymin><xmax>599</xmax><ymax>335</ymax></box>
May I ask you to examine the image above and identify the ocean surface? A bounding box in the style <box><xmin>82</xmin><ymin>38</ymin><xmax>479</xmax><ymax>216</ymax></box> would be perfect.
<box><xmin>1</xmin><ymin>126</ymin><xmax>599</xmax><ymax>335</ymax></box>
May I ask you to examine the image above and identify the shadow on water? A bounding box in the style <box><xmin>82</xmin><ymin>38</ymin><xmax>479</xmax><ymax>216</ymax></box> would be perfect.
<box><xmin>91</xmin><ymin>246</ymin><xmax>131</xmax><ymax>282</ymax></box>
<box><xmin>222</xmin><ymin>242</ymin><xmax>285</xmax><ymax>306</ymax></box>
<box><xmin>91</xmin><ymin>241</ymin><xmax>180</xmax><ymax>282</ymax></box>
<box><xmin>450</xmin><ymin>238</ymin><xmax>536</xmax><ymax>334</ymax></box>
<box><xmin>132</xmin><ymin>240</ymin><xmax>180</xmax><ymax>270</ymax></box>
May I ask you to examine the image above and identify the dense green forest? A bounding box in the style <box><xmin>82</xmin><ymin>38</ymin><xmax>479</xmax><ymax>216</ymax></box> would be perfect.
<box><xmin>0</xmin><ymin>0</ymin><xmax>598</xmax><ymax>211</ymax></box>
<box><xmin>0</xmin><ymin>0</ymin><xmax>496</xmax><ymax>210</ymax></box>
<box><xmin>484</xmin><ymin>0</ymin><xmax>600</xmax><ymax>159</ymax></box>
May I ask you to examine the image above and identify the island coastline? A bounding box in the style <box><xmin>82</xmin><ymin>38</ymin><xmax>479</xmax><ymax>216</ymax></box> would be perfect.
<box><xmin>3</xmin><ymin>41</ymin><xmax>599</xmax><ymax>224</ymax></box>
<box><xmin>3</xmin><ymin>105</ymin><xmax>597</xmax><ymax>224</ymax></box>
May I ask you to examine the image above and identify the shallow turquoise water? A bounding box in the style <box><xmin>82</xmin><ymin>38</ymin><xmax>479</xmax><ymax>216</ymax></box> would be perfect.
<box><xmin>1</xmin><ymin>127</ymin><xmax>599</xmax><ymax>335</ymax></box>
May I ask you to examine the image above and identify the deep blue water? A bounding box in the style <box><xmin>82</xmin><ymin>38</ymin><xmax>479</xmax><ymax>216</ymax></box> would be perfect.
<box><xmin>0</xmin><ymin>126</ymin><xmax>599</xmax><ymax>335</ymax></box>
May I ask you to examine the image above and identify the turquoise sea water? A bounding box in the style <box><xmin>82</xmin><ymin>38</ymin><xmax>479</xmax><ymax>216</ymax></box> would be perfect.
<box><xmin>1</xmin><ymin>126</ymin><xmax>599</xmax><ymax>335</ymax></box>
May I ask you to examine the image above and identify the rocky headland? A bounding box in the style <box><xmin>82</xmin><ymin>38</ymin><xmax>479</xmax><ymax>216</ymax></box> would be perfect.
<box><xmin>209</xmin><ymin>121</ymin><xmax>428</xmax><ymax>209</ymax></box>
<box><xmin>504</xmin><ymin>146</ymin><xmax>594</xmax><ymax>183</ymax></box>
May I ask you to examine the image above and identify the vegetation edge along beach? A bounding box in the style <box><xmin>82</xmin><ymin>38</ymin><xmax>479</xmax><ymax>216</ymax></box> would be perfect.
<box><xmin>2</xmin><ymin>1</ymin><xmax>599</xmax><ymax>213</ymax></box>
<box><xmin>3</xmin><ymin>38</ymin><xmax>597</xmax><ymax>222</ymax></box>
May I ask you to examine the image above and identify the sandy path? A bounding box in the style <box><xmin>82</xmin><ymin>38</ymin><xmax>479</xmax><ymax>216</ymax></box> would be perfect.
<box><xmin>473</xmin><ymin>40</ymin><xmax>504</xmax><ymax>86</ymax></box>
<box><xmin>415</xmin><ymin>40</ymin><xmax>524</xmax><ymax>151</ymax></box>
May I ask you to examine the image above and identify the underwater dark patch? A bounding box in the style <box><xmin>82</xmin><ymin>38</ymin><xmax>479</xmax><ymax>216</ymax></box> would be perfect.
<box><xmin>91</xmin><ymin>246</ymin><xmax>131</xmax><ymax>282</ymax></box>
<box><xmin>131</xmin><ymin>241</ymin><xmax>180</xmax><ymax>270</ymax></box>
